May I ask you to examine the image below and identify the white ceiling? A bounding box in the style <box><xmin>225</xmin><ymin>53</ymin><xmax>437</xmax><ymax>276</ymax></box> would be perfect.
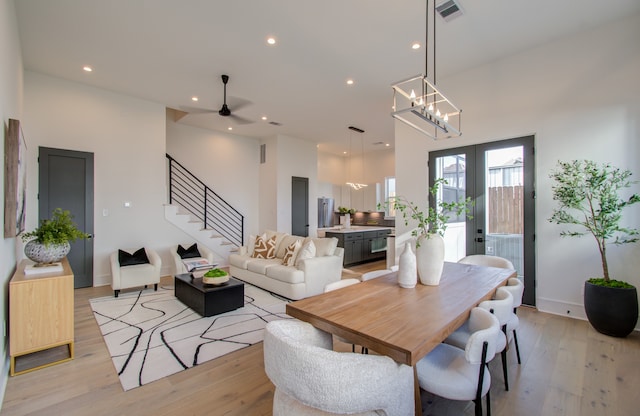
<box><xmin>15</xmin><ymin>0</ymin><xmax>640</xmax><ymax>155</ymax></box>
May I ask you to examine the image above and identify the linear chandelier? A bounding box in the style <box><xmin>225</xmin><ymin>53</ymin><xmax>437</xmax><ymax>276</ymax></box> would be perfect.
<box><xmin>391</xmin><ymin>0</ymin><xmax>461</xmax><ymax>140</ymax></box>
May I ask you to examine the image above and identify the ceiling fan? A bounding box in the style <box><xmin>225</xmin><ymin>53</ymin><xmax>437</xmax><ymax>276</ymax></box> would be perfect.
<box><xmin>181</xmin><ymin>74</ymin><xmax>253</xmax><ymax>125</ymax></box>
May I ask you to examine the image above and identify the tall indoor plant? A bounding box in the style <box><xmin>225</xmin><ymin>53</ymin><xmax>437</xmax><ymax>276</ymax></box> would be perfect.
<box><xmin>381</xmin><ymin>178</ymin><xmax>472</xmax><ymax>285</ymax></box>
<box><xmin>549</xmin><ymin>160</ymin><xmax>639</xmax><ymax>337</ymax></box>
<box><xmin>22</xmin><ymin>208</ymin><xmax>88</xmax><ymax>266</ymax></box>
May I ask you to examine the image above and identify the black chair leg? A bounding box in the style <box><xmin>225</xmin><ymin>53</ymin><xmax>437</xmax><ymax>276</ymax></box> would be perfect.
<box><xmin>474</xmin><ymin>399</ymin><xmax>482</xmax><ymax>416</ymax></box>
<box><xmin>486</xmin><ymin>388</ymin><xmax>491</xmax><ymax>416</ymax></box>
<box><xmin>501</xmin><ymin>349</ymin><xmax>509</xmax><ymax>391</ymax></box>
<box><xmin>114</xmin><ymin>290</ymin><xmax>119</xmax><ymax>298</ymax></box>
<box><xmin>154</xmin><ymin>283</ymin><xmax>158</xmax><ymax>291</ymax></box>
<box><xmin>513</xmin><ymin>330</ymin><xmax>522</xmax><ymax>364</ymax></box>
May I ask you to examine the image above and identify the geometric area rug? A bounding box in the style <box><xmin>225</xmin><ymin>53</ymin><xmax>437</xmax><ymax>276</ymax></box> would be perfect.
<box><xmin>89</xmin><ymin>283</ymin><xmax>290</xmax><ymax>391</ymax></box>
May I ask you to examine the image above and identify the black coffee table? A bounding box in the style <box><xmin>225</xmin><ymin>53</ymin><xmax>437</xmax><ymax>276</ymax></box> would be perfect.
<box><xmin>174</xmin><ymin>272</ymin><xmax>244</xmax><ymax>317</ymax></box>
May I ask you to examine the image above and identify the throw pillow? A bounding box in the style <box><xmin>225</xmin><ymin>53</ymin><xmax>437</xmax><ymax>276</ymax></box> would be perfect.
<box><xmin>177</xmin><ymin>243</ymin><xmax>201</xmax><ymax>259</ymax></box>
<box><xmin>295</xmin><ymin>240</ymin><xmax>316</xmax><ymax>267</ymax></box>
<box><xmin>313</xmin><ymin>237</ymin><xmax>338</xmax><ymax>257</ymax></box>
<box><xmin>252</xmin><ymin>235</ymin><xmax>277</xmax><ymax>259</ymax></box>
<box><xmin>118</xmin><ymin>248</ymin><xmax>150</xmax><ymax>266</ymax></box>
<box><xmin>282</xmin><ymin>240</ymin><xmax>302</xmax><ymax>266</ymax></box>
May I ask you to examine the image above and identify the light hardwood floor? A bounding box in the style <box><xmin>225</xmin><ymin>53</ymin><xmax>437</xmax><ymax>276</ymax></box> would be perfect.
<box><xmin>3</xmin><ymin>261</ymin><xmax>639</xmax><ymax>416</ymax></box>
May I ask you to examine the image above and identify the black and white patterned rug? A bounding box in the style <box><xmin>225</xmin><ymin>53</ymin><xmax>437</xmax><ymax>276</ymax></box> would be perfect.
<box><xmin>90</xmin><ymin>283</ymin><xmax>290</xmax><ymax>391</ymax></box>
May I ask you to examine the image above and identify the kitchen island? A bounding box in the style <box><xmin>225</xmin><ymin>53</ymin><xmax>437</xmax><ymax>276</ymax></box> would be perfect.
<box><xmin>325</xmin><ymin>227</ymin><xmax>393</xmax><ymax>267</ymax></box>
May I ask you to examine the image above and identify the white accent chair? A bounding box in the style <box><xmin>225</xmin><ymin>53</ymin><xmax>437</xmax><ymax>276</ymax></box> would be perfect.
<box><xmin>324</xmin><ymin>279</ymin><xmax>361</xmax><ymax>352</ymax></box>
<box><xmin>110</xmin><ymin>248</ymin><xmax>161</xmax><ymax>297</ymax></box>
<box><xmin>263</xmin><ymin>319</ymin><xmax>414</xmax><ymax>416</ymax></box>
<box><xmin>501</xmin><ymin>277</ymin><xmax>525</xmax><ymax>366</ymax></box>
<box><xmin>444</xmin><ymin>287</ymin><xmax>514</xmax><ymax>391</ymax></box>
<box><xmin>416</xmin><ymin>307</ymin><xmax>501</xmax><ymax>416</ymax></box>
<box><xmin>171</xmin><ymin>244</ymin><xmax>215</xmax><ymax>275</ymax></box>
<box><xmin>458</xmin><ymin>254</ymin><xmax>514</xmax><ymax>269</ymax></box>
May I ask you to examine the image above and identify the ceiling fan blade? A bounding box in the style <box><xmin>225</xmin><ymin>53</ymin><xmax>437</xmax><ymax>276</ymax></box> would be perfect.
<box><xmin>226</xmin><ymin>96</ymin><xmax>253</xmax><ymax>112</ymax></box>
<box><xmin>179</xmin><ymin>105</ymin><xmax>216</xmax><ymax>114</ymax></box>
<box><xmin>229</xmin><ymin>113</ymin><xmax>254</xmax><ymax>125</ymax></box>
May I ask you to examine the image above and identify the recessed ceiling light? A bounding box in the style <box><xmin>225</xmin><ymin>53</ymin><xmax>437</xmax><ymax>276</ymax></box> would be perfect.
<box><xmin>191</xmin><ymin>96</ymin><xmax>198</xmax><ymax>102</ymax></box>
<box><xmin>385</xmin><ymin>143</ymin><xmax>390</xmax><ymax>147</ymax></box>
<box><xmin>346</xmin><ymin>79</ymin><xmax>354</xmax><ymax>85</ymax></box>
<box><xmin>343</xmin><ymin>151</ymin><xmax>347</xmax><ymax>155</ymax></box>
<box><xmin>261</xmin><ymin>116</ymin><xmax>268</xmax><ymax>121</ymax></box>
<box><xmin>83</xmin><ymin>66</ymin><xmax>93</xmax><ymax>72</ymax></box>
<box><xmin>228</xmin><ymin>127</ymin><xmax>233</xmax><ymax>131</ymax></box>
<box><xmin>412</xmin><ymin>42</ymin><xmax>421</xmax><ymax>50</ymax></box>
<box><xmin>267</xmin><ymin>37</ymin><xmax>276</xmax><ymax>45</ymax></box>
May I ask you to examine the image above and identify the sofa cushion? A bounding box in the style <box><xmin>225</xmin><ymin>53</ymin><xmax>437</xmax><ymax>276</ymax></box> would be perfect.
<box><xmin>120</xmin><ymin>263</ymin><xmax>155</xmax><ymax>279</ymax></box>
<box><xmin>266</xmin><ymin>264</ymin><xmax>305</xmax><ymax>284</ymax></box>
<box><xmin>247</xmin><ymin>258</ymin><xmax>281</xmax><ymax>274</ymax></box>
<box><xmin>118</xmin><ymin>248</ymin><xmax>149</xmax><ymax>266</ymax></box>
<box><xmin>295</xmin><ymin>240</ymin><xmax>316</xmax><ymax>267</ymax></box>
<box><xmin>312</xmin><ymin>237</ymin><xmax>338</xmax><ymax>257</ymax></box>
<box><xmin>282</xmin><ymin>240</ymin><xmax>302</xmax><ymax>266</ymax></box>
<box><xmin>176</xmin><ymin>243</ymin><xmax>201</xmax><ymax>259</ymax></box>
<box><xmin>265</xmin><ymin>230</ymin><xmax>288</xmax><ymax>254</ymax></box>
<box><xmin>252</xmin><ymin>235</ymin><xmax>277</xmax><ymax>259</ymax></box>
<box><xmin>277</xmin><ymin>235</ymin><xmax>305</xmax><ymax>259</ymax></box>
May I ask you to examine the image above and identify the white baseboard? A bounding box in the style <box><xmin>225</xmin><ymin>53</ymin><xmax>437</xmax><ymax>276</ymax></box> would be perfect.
<box><xmin>536</xmin><ymin>297</ymin><xmax>640</xmax><ymax>331</ymax></box>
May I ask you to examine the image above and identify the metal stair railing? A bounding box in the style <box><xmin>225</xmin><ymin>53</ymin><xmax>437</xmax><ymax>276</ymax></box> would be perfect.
<box><xmin>166</xmin><ymin>154</ymin><xmax>244</xmax><ymax>247</ymax></box>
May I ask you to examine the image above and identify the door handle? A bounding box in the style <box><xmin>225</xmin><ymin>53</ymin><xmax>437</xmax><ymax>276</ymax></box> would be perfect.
<box><xmin>475</xmin><ymin>237</ymin><xmax>484</xmax><ymax>243</ymax></box>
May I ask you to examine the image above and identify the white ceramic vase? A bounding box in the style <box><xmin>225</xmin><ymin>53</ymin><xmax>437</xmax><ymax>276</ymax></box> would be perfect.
<box><xmin>416</xmin><ymin>234</ymin><xmax>445</xmax><ymax>286</ymax></box>
<box><xmin>397</xmin><ymin>241</ymin><xmax>417</xmax><ymax>288</ymax></box>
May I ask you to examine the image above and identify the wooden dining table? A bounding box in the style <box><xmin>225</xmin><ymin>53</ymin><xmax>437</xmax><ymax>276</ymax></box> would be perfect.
<box><xmin>286</xmin><ymin>261</ymin><xmax>516</xmax><ymax>414</ymax></box>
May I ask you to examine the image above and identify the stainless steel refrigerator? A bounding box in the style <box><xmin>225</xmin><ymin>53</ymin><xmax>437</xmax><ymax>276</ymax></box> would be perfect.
<box><xmin>318</xmin><ymin>197</ymin><xmax>334</xmax><ymax>228</ymax></box>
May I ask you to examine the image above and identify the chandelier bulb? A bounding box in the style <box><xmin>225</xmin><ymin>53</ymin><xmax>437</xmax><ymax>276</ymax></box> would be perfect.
<box><xmin>417</xmin><ymin>97</ymin><xmax>424</xmax><ymax>106</ymax></box>
<box><xmin>428</xmin><ymin>103</ymin><xmax>434</xmax><ymax>112</ymax></box>
<box><xmin>410</xmin><ymin>89</ymin><xmax>416</xmax><ymax>100</ymax></box>
<box><xmin>436</xmin><ymin>109</ymin><xmax>441</xmax><ymax>118</ymax></box>
<box><xmin>443</xmin><ymin>113</ymin><xmax>449</xmax><ymax>122</ymax></box>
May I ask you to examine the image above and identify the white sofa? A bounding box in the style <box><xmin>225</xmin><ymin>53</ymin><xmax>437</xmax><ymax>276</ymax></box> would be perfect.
<box><xmin>229</xmin><ymin>231</ymin><xmax>344</xmax><ymax>300</ymax></box>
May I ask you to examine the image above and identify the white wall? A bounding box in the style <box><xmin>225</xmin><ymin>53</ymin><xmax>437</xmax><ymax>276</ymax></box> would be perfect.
<box><xmin>395</xmin><ymin>12</ymin><xmax>640</xmax><ymax>323</ymax></box>
<box><xmin>23</xmin><ymin>71</ymin><xmax>189</xmax><ymax>286</ymax></box>
<box><xmin>166</xmin><ymin>115</ymin><xmax>260</xmax><ymax>242</ymax></box>
<box><xmin>0</xmin><ymin>0</ymin><xmax>23</xmax><ymax>404</ymax></box>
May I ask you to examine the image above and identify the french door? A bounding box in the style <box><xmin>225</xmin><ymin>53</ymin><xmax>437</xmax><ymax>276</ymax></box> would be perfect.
<box><xmin>428</xmin><ymin>136</ymin><xmax>536</xmax><ymax>306</ymax></box>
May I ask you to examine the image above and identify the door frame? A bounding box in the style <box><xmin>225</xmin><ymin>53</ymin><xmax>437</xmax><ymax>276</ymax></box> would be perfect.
<box><xmin>429</xmin><ymin>135</ymin><xmax>536</xmax><ymax>306</ymax></box>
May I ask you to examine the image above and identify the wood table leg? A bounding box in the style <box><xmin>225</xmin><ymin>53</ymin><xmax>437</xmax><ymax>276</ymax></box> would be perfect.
<box><xmin>414</xmin><ymin>366</ymin><xmax>422</xmax><ymax>415</ymax></box>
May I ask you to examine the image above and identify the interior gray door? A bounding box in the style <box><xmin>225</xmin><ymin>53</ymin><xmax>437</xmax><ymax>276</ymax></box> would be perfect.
<box><xmin>291</xmin><ymin>176</ymin><xmax>309</xmax><ymax>237</ymax></box>
<box><xmin>39</xmin><ymin>147</ymin><xmax>94</xmax><ymax>288</ymax></box>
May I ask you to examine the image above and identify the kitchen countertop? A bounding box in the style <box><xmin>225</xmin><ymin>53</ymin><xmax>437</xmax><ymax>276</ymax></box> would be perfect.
<box><xmin>322</xmin><ymin>226</ymin><xmax>394</xmax><ymax>234</ymax></box>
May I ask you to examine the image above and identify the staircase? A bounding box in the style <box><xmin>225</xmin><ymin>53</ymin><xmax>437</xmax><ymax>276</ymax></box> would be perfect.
<box><xmin>165</xmin><ymin>154</ymin><xmax>244</xmax><ymax>265</ymax></box>
<box><xmin>164</xmin><ymin>204</ymin><xmax>236</xmax><ymax>265</ymax></box>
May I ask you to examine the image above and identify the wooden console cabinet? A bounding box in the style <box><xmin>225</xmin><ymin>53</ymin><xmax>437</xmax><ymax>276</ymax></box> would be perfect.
<box><xmin>9</xmin><ymin>258</ymin><xmax>74</xmax><ymax>375</ymax></box>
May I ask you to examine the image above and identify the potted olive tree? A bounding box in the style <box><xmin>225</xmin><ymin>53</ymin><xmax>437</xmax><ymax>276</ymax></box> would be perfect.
<box><xmin>22</xmin><ymin>208</ymin><xmax>88</xmax><ymax>266</ymax></box>
<box><xmin>380</xmin><ymin>178</ymin><xmax>472</xmax><ymax>285</ymax></box>
<box><xmin>549</xmin><ymin>160</ymin><xmax>639</xmax><ymax>337</ymax></box>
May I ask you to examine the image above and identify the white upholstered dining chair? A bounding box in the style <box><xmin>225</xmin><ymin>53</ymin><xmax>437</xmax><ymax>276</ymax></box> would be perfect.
<box><xmin>458</xmin><ymin>254</ymin><xmax>514</xmax><ymax>269</ymax></box>
<box><xmin>501</xmin><ymin>277</ymin><xmax>525</xmax><ymax>365</ymax></box>
<box><xmin>263</xmin><ymin>319</ymin><xmax>414</xmax><ymax>416</ymax></box>
<box><xmin>416</xmin><ymin>307</ymin><xmax>501</xmax><ymax>416</ymax></box>
<box><xmin>444</xmin><ymin>287</ymin><xmax>514</xmax><ymax>391</ymax></box>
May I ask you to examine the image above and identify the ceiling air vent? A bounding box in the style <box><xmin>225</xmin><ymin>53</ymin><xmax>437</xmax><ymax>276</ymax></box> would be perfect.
<box><xmin>436</xmin><ymin>0</ymin><xmax>463</xmax><ymax>22</ymax></box>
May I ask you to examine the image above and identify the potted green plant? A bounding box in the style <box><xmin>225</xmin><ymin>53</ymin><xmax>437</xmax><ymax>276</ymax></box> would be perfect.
<box><xmin>549</xmin><ymin>160</ymin><xmax>639</xmax><ymax>337</ymax></box>
<box><xmin>379</xmin><ymin>178</ymin><xmax>472</xmax><ymax>285</ymax></box>
<box><xmin>22</xmin><ymin>208</ymin><xmax>89</xmax><ymax>265</ymax></box>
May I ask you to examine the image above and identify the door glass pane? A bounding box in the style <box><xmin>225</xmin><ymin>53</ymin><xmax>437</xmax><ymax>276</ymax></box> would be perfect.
<box><xmin>485</xmin><ymin>146</ymin><xmax>524</xmax><ymax>277</ymax></box>
<box><xmin>434</xmin><ymin>154</ymin><xmax>467</xmax><ymax>262</ymax></box>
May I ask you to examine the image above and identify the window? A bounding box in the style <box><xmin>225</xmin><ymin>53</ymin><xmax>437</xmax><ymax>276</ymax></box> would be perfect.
<box><xmin>384</xmin><ymin>176</ymin><xmax>396</xmax><ymax>217</ymax></box>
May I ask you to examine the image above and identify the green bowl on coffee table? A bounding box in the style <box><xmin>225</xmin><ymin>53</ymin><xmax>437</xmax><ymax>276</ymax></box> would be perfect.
<box><xmin>202</xmin><ymin>268</ymin><xmax>229</xmax><ymax>285</ymax></box>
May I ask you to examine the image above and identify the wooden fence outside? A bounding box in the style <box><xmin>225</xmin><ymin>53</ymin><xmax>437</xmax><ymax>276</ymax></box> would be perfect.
<box><xmin>488</xmin><ymin>186</ymin><xmax>523</xmax><ymax>234</ymax></box>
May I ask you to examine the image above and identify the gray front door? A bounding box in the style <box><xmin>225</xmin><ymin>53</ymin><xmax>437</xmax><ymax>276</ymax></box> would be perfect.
<box><xmin>291</xmin><ymin>176</ymin><xmax>309</xmax><ymax>237</ymax></box>
<box><xmin>39</xmin><ymin>147</ymin><xmax>94</xmax><ymax>288</ymax></box>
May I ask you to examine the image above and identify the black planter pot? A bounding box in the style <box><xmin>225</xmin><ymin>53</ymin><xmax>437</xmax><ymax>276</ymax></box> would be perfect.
<box><xmin>584</xmin><ymin>281</ymin><xmax>639</xmax><ymax>337</ymax></box>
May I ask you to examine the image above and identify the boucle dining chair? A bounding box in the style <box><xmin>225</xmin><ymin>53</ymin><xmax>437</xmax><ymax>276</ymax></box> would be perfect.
<box><xmin>416</xmin><ymin>307</ymin><xmax>501</xmax><ymax>416</ymax></box>
<box><xmin>324</xmin><ymin>278</ymin><xmax>361</xmax><ymax>352</ymax></box>
<box><xmin>458</xmin><ymin>254</ymin><xmax>515</xmax><ymax>270</ymax></box>
<box><xmin>263</xmin><ymin>319</ymin><xmax>414</xmax><ymax>416</ymax></box>
<box><xmin>500</xmin><ymin>277</ymin><xmax>525</xmax><ymax>365</ymax></box>
<box><xmin>444</xmin><ymin>287</ymin><xmax>514</xmax><ymax>391</ymax></box>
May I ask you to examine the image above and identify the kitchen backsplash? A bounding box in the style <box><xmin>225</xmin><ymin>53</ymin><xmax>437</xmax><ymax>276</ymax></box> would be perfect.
<box><xmin>332</xmin><ymin>211</ymin><xmax>395</xmax><ymax>227</ymax></box>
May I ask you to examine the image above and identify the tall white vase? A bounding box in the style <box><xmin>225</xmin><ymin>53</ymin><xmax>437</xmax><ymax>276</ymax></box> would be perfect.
<box><xmin>397</xmin><ymin>241</ymin><xmax>417</xmax><ymax>288</ymax></box>
<box><xmin>416</xmin><ymin>234</ymin><xmax>445</xmax><ymax>286</ymax></box>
